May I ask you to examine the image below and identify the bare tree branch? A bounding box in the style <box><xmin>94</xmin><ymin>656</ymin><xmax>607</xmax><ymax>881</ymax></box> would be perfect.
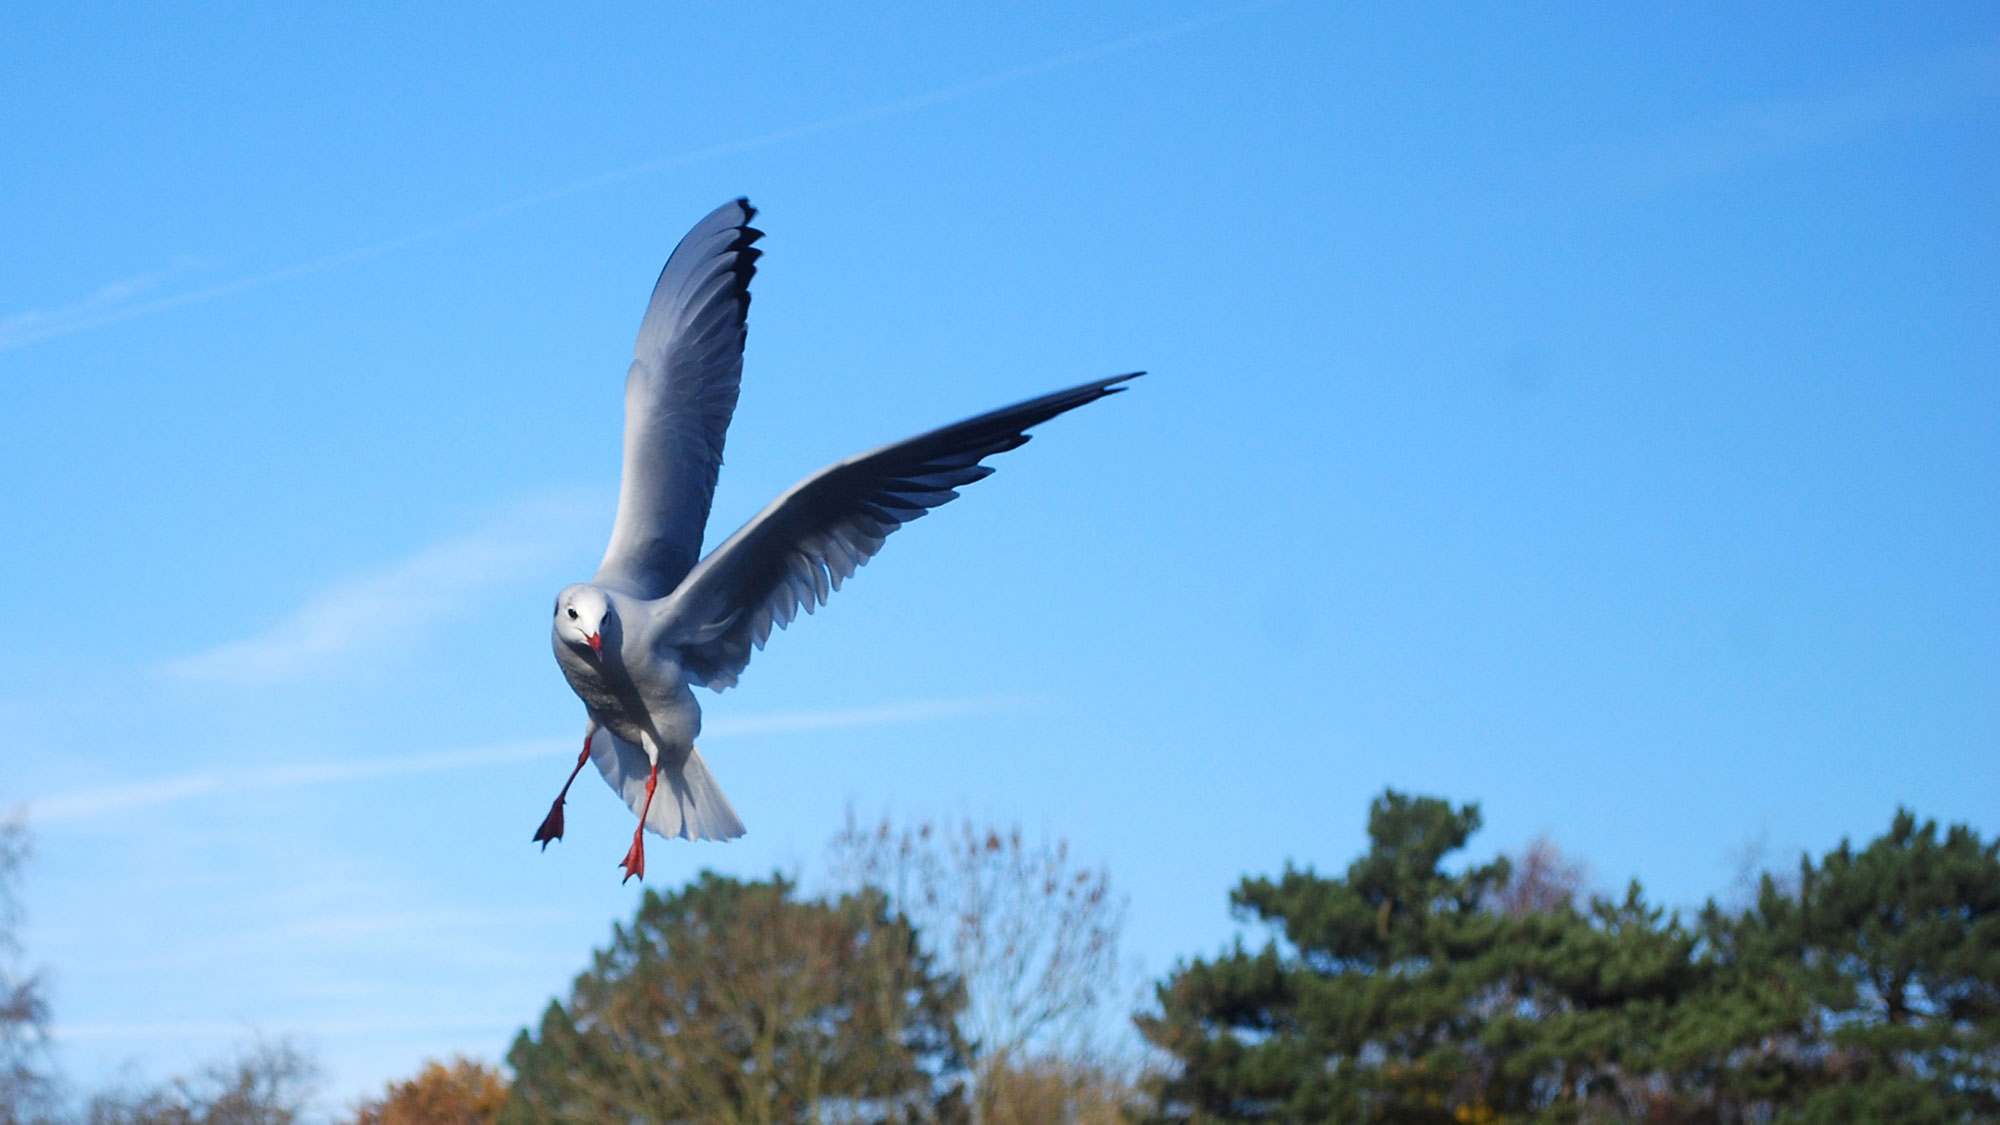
<box><xmin>0</xmin><ymin>814</ymin><xmax>54</xmax><ymax>1125</ymax></box>
<box><xmin>1489</xmin><ymin>834</ymin><xmax>1590</xmax><ymax>917</ymax></box>
<box><xmin>829</xmin><ymin>810</ymin><xmax>1129</xmax><ymax>1122</ymax></box>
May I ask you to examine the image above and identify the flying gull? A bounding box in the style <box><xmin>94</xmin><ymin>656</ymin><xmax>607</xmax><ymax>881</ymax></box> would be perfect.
<box><xmin>536</xmin><ymin>198</ymin><xmax>1139</xmax><ymax>881</ymax></box>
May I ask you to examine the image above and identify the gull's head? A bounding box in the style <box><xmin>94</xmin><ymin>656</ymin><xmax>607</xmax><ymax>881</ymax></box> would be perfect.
<box><xmin>553</xmin><ymin>585</ymin><xmax>613</xmax><ymax>658</ymax></box>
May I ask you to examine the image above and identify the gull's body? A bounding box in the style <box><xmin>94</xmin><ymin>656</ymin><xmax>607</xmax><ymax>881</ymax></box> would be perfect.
<box><xmin>536</xmin><ymin>198</ymin><xmax>1138</xmax><ymax>879</ymax></box>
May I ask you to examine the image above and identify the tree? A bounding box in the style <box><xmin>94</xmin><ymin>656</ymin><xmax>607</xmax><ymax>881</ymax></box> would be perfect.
<box><xmin>1138</xmin><ymin>791</ymin><xmax>1703</xmax><ymax>1123</ymax></box>
<box><xmin>84</xmin><ymin>1039</ymin><xmax>319</xmax><ymax>1125</ymax></box>
<box><xmin>1142</xmin><ymin>791</ymin><xmax>1509</xmax><ymax>1121</ymax></box>
<box><xmin>1488</xmin><ymin>835</ymin><xmax>1588</xmax><ymax>918</ymax></box>
<box><xmin>0</xmin><ymin>817</ymin><xmax>52</xmax><ymax>1125</ymax></box>
<box><xmin>976</xmin><ymin>1058</ymin><xmax>1131</xmax><ymax>1125</ymax></box>
<box><xmin>1142</xmin><ymin>791</ymin><xmax>2000</xmax><ymax>1123</ymax></box>
<box><xmin>502</xmin><ymin>872</ymin><xmax>968</xmax><ymax>1125</ymax></box>
<box><xmin>1803</xmin><ymin>810</ymin><xmax>2000</xmax><ymax>1098</ymax></box>
<box><xmin>347</xmin><ymin>1057</ymin><xmax>507</xmax><ymax>1125</ymax></box>
<box><xmin>828</xmin><ymin>814</ymin><xmax>1129</xmax><ymax>1122</ymax></box>
<box><xmin>1692</xmin><ymin>809</ymin><xmax>2000</xmax><ymax>1122</ymax></box>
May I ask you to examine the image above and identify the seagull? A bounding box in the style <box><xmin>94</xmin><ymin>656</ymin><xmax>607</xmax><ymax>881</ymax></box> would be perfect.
<box><xmin>535</xmin><ymin>198</ymin><xmax>1139</xmax><ymax>882</ymax></box>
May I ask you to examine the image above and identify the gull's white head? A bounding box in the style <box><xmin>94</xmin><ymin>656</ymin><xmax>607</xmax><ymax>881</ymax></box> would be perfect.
<box><xmin>553</xmin><ymin>584</ymin><xmax>613</xmax><ymax>657</ymax></box>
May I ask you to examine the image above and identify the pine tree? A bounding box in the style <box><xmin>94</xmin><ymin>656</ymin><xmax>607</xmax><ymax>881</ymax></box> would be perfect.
<box><xmin>1141</xmin><ymin>792</ymin><xmax>2000</xmax><ymax>1123</ymax></box>
<box><xmin>1720</xmin><ymin>810</ymin><xmax>2000</xmax><ymax>1122</ymax></box>
<box><xmin>1138</xmin><ymin>791</ymin><xmax>1702</xmax><ymax>1123</ymax></box>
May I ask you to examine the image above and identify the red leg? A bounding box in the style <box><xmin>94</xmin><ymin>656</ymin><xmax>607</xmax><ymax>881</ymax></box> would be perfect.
<box><xmin>619</xmin><ymin>764</ymin><xmax>660</xmax><ymax>884</ymax></box>
<box><xmin>533</xmin><ymin>735</ymin><xmax>594</xmax><ymax>850</ymax></box>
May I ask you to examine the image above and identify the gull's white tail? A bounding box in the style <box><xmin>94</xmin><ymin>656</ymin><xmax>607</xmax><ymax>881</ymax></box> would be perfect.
<box><xmin>590</xmin><ymin>732</ymin><xmax>746</xmax><ymax>842</ymax></box>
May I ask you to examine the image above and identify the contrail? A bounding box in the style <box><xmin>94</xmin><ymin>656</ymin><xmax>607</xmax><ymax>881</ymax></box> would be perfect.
<box><xmin>0</xmin><ymin>0</ymin><xmax>1291</xmax><ymax>354</ymax></box>
<box><xmin>18</xmin><ymin>696</ymin><xmax>1033</xmax><ymax>826</ymax></box>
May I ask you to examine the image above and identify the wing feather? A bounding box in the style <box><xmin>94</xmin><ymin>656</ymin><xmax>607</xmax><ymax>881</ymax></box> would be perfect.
<box><xmin>594</xmin><ymin>199</ymin><xmax>763</xmax><ymax>599</ymax></box>
<box><xmin>659</xmin><ymin>373</ymin><xmax>1142</xmax><ymax>690</ymax></box>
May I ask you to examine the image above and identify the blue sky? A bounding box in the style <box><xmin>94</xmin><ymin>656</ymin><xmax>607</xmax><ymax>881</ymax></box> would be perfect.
<box><xmin>4</xmin><ymin>0</ymin><xmax>1996</xmax><ymax>1113</ymax></box>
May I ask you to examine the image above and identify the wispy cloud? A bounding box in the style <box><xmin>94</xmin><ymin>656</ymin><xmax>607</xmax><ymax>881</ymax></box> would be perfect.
<box><xmin>24</xmin><ymin>697</ymin><xmax>1029</xmax><ymax>826</ymax></box>
<box><xmin>24</xmin><ymin>739</ymin><xmax>568</xmax><ymax>825</ymax></box>
<box><xmin>53</xmin><ymin>1013</ymin><xmax>522</xmax><ymax>1043</ymax></box>
<box><xmin>52</xmin><ymin>1019</ymin><xmax>256</xmax><ymax>1043</ymax></box>
<box><xmin>0</xmin><ymin>258</ymin><xmax>208</xmax><ymax>350</ymax></box>
<box><xmin>705</xmin><ymin>696</ymin><xmax>1029</xmax><ymax>737</ymax></box>
<box><xmin>159</xmin><ymin>491</ymin><xmax>600</xmax><ymax>685</ymax></box>
<box><xmin>25</xmin><ymin>774</ymin><xmax>226</xmax><ymax>824</ymax></box>
<box><xmin>0</xmin><ymin>0</ymin><xmax>1291</xmax><ymax>354</ymax></box>
<box><xmin>1604</xmin><ymin>39</ymin><xmax>2000</xmax><ymax>192</ymax></box>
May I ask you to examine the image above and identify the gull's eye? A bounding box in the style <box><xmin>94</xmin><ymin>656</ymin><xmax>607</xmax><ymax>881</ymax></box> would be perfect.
<box><xmin>567</xmin><ymin>608</ymin><xmax>579</xmax><ymax>620</ymax></box>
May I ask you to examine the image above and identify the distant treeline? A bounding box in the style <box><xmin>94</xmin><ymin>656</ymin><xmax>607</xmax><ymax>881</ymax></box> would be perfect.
<box><xmin>4</xmin><ymin>794</ymin><xmax>1995</xmax><ymax>1124</ymax></box>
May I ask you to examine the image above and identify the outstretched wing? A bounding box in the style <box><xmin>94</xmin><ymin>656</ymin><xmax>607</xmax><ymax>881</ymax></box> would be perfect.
<box><xmin>594</xmin><ymin>198</ymin><xmax>763</xmax><ymax>599</ymax></box>
<box><xmin>660</xmin><ymin>373</ymin><xmax>1142</xmax><ymax>690</ymax></box>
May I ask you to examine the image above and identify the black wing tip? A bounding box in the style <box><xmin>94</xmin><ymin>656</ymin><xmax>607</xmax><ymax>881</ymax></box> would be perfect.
<box><xmin>1098</xmin><ymin>370</ymin><xmax>1144</xmax><ymax>395</ymax></box>
<box><xmin>730</xmin><ymin>198</ymin><xmax>764</xmax><ymax>247</ymax></box>
<box><xmin>1058</xmin><ymin>371</ymin><xmax>1144</xmax><ymax>403</ymax></box>
<box><xmin>933</xmin><ymin>370</ymin><xmax>1145</xmax><ymax>446</ymax></box>
<box><xmin>1054</xmin><ymin>370</ymin><xmax>1145</xmax><ymax>410</ymax></box>
<box><xmin>711</xmin><ymin>196</ymin><xmax>757</xmax><ymax>227</ymax></box>
<box><xmin>686</xmin><ymin>197</ymin><xmax>761</xmax><ymax>252</ymax></box>
<box><xmin>719</xmin><ymin>199</ymin><xmax>763</xmax><ymax>293</ymax></box>
<box><xmin>658</xmin><ymin>200</ymin><xmax>764</xmax><ymax>284</ymax></box>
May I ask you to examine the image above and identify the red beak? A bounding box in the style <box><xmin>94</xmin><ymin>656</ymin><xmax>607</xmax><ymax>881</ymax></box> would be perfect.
<box><xmin>586</xmin><ymin>632</ymin><xmax>602</xmax><ymax>655</ymax></box>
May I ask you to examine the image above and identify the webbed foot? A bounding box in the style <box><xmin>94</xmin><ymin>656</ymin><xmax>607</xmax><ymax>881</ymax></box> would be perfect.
<box><xmin>619</xmin><ymin>829</ymin><xmax>646</xmax><ymax>883</ymax></box>
<box><xmin>533</xmin><ymin>800</ymin><xmax>566</xmax><ymax>850</ymax></box>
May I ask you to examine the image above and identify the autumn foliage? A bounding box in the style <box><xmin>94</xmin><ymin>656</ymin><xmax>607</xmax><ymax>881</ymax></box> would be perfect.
<box><xmin>348</xmin><ymin>1058</ymin><xmax>507</xmax><ymax>1125</ymax></box>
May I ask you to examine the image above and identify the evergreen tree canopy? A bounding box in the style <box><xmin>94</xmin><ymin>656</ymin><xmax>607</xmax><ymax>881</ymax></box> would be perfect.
<box><xmin>1141</xmin><ymin>791</ymin><xmax>2000</xmax><ymax>1124</ymax></box>
<box><xmin>1695</xmin><ymin>809</ymin><xmax>2000</xmax><ymax>1122</ymax></box>
<box><xmin>503</xmin><ymin>872</ymin><xmax>968</xmax><ymax>1125</ymax></box>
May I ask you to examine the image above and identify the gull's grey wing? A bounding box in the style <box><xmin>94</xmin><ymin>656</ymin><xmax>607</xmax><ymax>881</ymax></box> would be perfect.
<box><xmin>593</xmin><ymin>198</ymin><xmax>764</xmax><ymax>600</ymax></box>
<box><xmin>660</xmin><ymin>372</ymin><xmax>1142</xmax><ymax>690</ymax></box>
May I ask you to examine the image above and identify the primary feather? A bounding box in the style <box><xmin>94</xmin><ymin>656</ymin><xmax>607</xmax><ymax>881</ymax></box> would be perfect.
<box><xmin>595</xmin><ymin>198</ymin><xmax>763</xmax><ymax>600</ymax></box>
